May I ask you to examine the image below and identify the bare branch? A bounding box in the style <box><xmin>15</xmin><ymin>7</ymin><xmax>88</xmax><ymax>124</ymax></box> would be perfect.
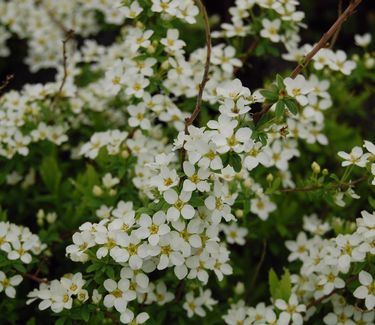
<box><xmin>22</xmin><ymin>272</ymin><xmax>49</xmax><ymax>284</ymax></box>
<box><xmin>280</xmin><ymin>175</ymin><xmax>367</xmax><ymax>193</ymax></box>
<box><xmin>50</xmin><ymin>30</ymin><xmax>75</xmax><ymax>109</ymax></box>
<box><xmin>0</xmin><ymin>74</ymin><xmax>14</xmax><ymax>95</ymax></box>
<box><xmin>184</xmin><ymin>0</ymin><xmax>212</xmax><ymax>133</ymax></box>
<box><xmin>330</xmin><ymin>0</ymin><xmax>344</xmax><ymax>49</ymax></box>
<box><xmin>234</xmin><ymin>38</ymin><xmax>259</xmax><ymax>75</ymax></box>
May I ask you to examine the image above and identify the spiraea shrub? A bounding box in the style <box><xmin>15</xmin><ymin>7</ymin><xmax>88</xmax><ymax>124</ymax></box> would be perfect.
<box><xmin>0</xmin><ymin>0</ymin><xmax>374</xmax><ymax>324</ymax></box>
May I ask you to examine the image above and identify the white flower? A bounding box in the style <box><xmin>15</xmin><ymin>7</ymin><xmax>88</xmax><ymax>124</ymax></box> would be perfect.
<box><xmin>120</xmin><ymin>310</ymin><xmax>149</xmax><ymax>324</ymax></box>
<box><xmin>183</xmin><ymin>291</ymin><xmax>206</xmax><ymax>318</ymax></box>
<box><xmin>323</xmin><ymin>305</ymin><xmax>355</xmax><ymax>325</ymax></box>
<box><xmin>161</xmin><ymin>29</ymin><xmax>186</xmax><ymax>53</ymax></box>
<box><xmin>285</xmin><ymin>232</ymin><xmax>309</xmax><ymax>262</ymax></box>
<box><xmin>328</xmin><ymin>50</ymin><xmax>356</xmax><ymax>75</ymax></box>
<box><xmin>135</xmin><ymin>212</ymin><xmax>170</xmax><ymax>246</ymax></box>
<box><xmin>0</xmin><ymin>272</ymin><xmax>22</xmax><ymax>298</ymax></box>
<box><xmin>318</xmin><ymin>267</ymin><xmax>345</xmax><ymax>295</ymax></box>
<box><xmin>128</xmin><ymin>104</ymin><xmax>151</xmax><ymax>130</ymax></box>
<box><xmin>260</xmin><ymin>18</ymin><xmax>281</xmax><ymax>43</ymax></box>
<box><xmin>151</xmin><ymin>167</ymin><xmax>179</xmax><ymax>192</ymax></box>
<box><xmin>353</xmin><ymin>271</ymin><xmax>375</xmax><ymax>310</ymax></box>
<box><xmin>284</xmin><ymin>75</ymin><xmax>312</xmax><ymax>106</ymax></box>
<box><xmin>338</xmin><ymin>146</ymin><xmax>368</xmax><ymax>167</ymax></box>
<box><xmin>275</xmin><ymin>294</ymin><xmax>306</xmax><ymax>325</ymax></box>
<box><xmin>60</xmin><ymin>273</ymin><xmax>85</xmax><ymax>295</ymax></box>
<box><xmin>354</xmin><ymin>33</ymin><xmax>372</xmax><ymax>47</ymax></box>
<box><xmin>250</xmin><ymin>193</ymin><xmax>276</xmax><ymax>221</ymax></box>
<box><xmin>222</xmin><ymin>223</ymin><xmax>248</xmax><ymax>245</ymax></box>
<box><xmin>103</xmin><ymin>278</ymin><xmax>136</xmax><ymax>312</ymax></box>
<box><xmin>164</xmin><ymin>190</ymin><xmax>195</xmax><ymax>221</ymax></box>
<box><xmin>182</xmin><ymin>162</ymin><xmax>210</xmax><ymax>192</ymax></box>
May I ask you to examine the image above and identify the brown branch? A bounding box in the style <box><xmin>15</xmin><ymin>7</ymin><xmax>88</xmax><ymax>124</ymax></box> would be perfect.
<box><xmin>0</xmin><ymin>74</ymin><xmax>14</xmax><ymax>95</ymax></box>
<box><xmin>50</xmin><ymin>30</ymin><xmax>75</xmax><ymax>109</ymax></box>
<box><xmin>253</xmin><ymin>0</ymin><xmax>363</xmax><ymax>124</ymax></box>
<box><xmin>280</xmin><ymin>184</ymin><xmax>324</xmax><ymax>193</ymax></box>
<box><xmin>280</xmin><ymin>175</ymin><xmax>367</xmax><ymax>194</ymax></box>
<box><xmin>180</xmin><ymin>0</ymin><xmax>212</xmax><ymax>166</ymax></box>
<box><xmin>234</xmin><ymin>38</ymin><xmax>258</xmax><ymax>75</ymax></box>
<box><xmin>39</xmin><ymin>1</ymin><xmax>70</xmax><ymax>35</ymax></box>
<box><xmin>184</xmin><ymin>0</ymin><xmax>212</xmax><ymax>132</ymax></box>
<box><xmin>22</xmin><ymin>272</ymin><xmax>49</xmax><ymax>284</ymax></box>
<box><xmin>330</xmin><ymin>0</ymin><xmax>344</xmax><ymax>49</ymax></box>
<box><xmin>175</xmin><ymin>280</ymin><xmax>185</xmax><ymax>302</ymax></box>
<box><xmin>246</xmin><ymin>240</ymin><xmax>267</xmax><ymax>302</ymax></box>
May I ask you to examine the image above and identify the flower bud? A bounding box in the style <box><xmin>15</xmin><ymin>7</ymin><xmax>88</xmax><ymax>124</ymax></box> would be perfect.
<box><xmin>121</xmin><ymin>149</ymin><xmax>130</xmax><ymax>159</ymax></box>
<box><xmin>234</xmin><ymin>282</ymin><xmax>245</xmax><ymax>295</ymax></box>
<box><xmin>235</xmin><ymin>209</ymin><xmax>243</xmax><ymax>218</ymax></box>
<box><xmin>92</xmin><ymin>185</ymin><xmax>103</xmax><ymax>197</ymax></box>
<box><xmin>161</xmin><ymin>60</ymin><xmax>170</xmax><ymax>70</ymax></box>
<box><xmin>311</xmin><ymin>161</ymin><xmax>321</xmax><ymax>174</ymax></box>
<box><xmin>266</xmin><ymin>173</ymin><xmax>274</xmax><ymax>183</ymax></box>
<box><xmin>46</xmin><ymin>212</ymin><xmax>57</xmax><ymax>224</ymax></box>
<box><xmin>244</xmin><ymin>179</ymin><xmax>252</xmax><ymax>188</ymax></box>
<box><xmin>322</xmin><ymin>169</ymin><xmax>329</xmax><ymax>175</ymax></box>
<box><xmin>147</xmin><ymin>45</ymin><xmax>156</xmax><ymax>54</ymax></box>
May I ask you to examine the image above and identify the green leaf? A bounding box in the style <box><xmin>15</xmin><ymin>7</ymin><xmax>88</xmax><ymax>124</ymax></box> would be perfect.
<box><xmin>40</xmin><ymin>156</ymin><xmax>61</xmax><ymax>193</ymax></box>
<box><xmin>189</xmin><ymin>195</ymin><xmax>205</xmax><ymax>207</ymax></box>
<box><xmin>268</xmin><ymin>268</ymin><xmax>279</xmax><ymax>300</ymax></box>
<box><xmin>86</xmin><ymin>263</ymin><xmax>100</xmax><ymax>273</ymax></box>
<box><xmin>55</xmin><ymin>317</ymin><xmax>67</xmax><ymax>325</ymax></box>
<box><xmin>13</xmin><ymin>263</ymin><xmax>26</xmax><ymax>273</ymax></box>
<box><xmin>284</xmin><ymin>98</ymin><xmax>299</xmax><ymax>115</ymax></box>
<box><xmin>275</xmin><ymin>101</ymin><xmax>285</xmax><ymax>118</ymax></box>
<box><xmin>276</xmin><ymin>74</ymin><xmax>284</xmax><ymax>89</ymax></box>
<box><xmin>369</xmin><ymin>197</ymin><xmax>375</xmax><ymax>210</ymax></box>
<box><xmin>279</xmin><ymin>269</ymin><xmax>292</xmax><ymax>301</ymax></box>
<box><xmin>260</xmin><ymin>89</ymin><xmax>278</xmax><ymax>102</ymax></box>
<box><xmin>106</xmin><ymin>267</ymin><xmax>115</xmax><ymax>279</ymax></box>
<box><xmin>229</xmin><ymin>153</ymin><xmax>242</xmax><ymax>173</ymax></box>
<box><xmin>81</xmin><ymin>305</ymin><xmax>90</xmax><ymax>322</ymax></box>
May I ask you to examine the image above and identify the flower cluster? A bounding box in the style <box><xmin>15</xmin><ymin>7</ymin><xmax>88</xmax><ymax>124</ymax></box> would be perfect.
<box><xmin>0</xmin><ymin>0</ymin><xmax>374</xmax><ymax>324</ymax></box>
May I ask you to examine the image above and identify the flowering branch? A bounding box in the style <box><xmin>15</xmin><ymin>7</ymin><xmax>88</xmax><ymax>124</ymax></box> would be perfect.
<box><xmin>184</xmin><ymin>0</ymin><xmax>212</xmax><ymax>133</ymax></box>
<box><xmin>280</xmin><ymin>175</ymin><xmax>367</xmax><ymax>193</ymax></box>
<box><xmin>253</xmin><ymin>0</ymin><xmax>363</xmax><ymax>124</ymax></box>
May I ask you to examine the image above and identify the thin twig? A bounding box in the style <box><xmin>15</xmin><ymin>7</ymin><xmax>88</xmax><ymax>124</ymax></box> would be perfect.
<box><xmin>280</xmin><ymin>175</ymin><xmax>367</xmax><ymax>193</ymax></box>
<box><xmin>246</xmin><ymin>240</ymin><xmax>267</xmax><ymax>302</ymax></box>
<box><xmin>330</xmin><ymin>0</ymin><xmax>344</xmax><ymax>49</ymax></box>
<box><xmin>234</xmin><ymin>38</ymin><xmax>258</xmax><ymax>75</ymax></box>
<box><xmin>175</xmin><ymin>280</ymin><xmax>185</xmax><ymax>302</ymax></box>
<box><xmin>39</xmin><ymin>1</ymin><xmax>70</xmax><ymax>35</ymax></box>
<box><xmin>0</xmin><ymin>74</ymin><xmax>14</xmax><ymax>95</ymax></box>
<box><xmin>50</xmin><ymin>30</ymin><xmax>75</xmax><ymax>109</ymax></box>
<box><xmin>180</xmin><ymin>0</ymin><xmax>212</xmax><ymax>165</ymax></box>
<box><xmin>253</xmin><ymin>0</ymin><xmax>363</xmax><ymax>124</ymax></box>
<box><xmin>22</xmin><ymin>273</ymin><xmax>49</xmax><ymax>284</ymax></box>
<box><xmin>184</xmin><ymin>0</ymin><xmax>212</xmax><ymax>132</ymax></box>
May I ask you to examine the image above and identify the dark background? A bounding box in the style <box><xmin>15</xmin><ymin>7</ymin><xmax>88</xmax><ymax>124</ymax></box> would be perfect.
<box><xmin>0</xmin><ymin>0</ymin><xmax>374</xmax><ymax>91</ymax></box>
